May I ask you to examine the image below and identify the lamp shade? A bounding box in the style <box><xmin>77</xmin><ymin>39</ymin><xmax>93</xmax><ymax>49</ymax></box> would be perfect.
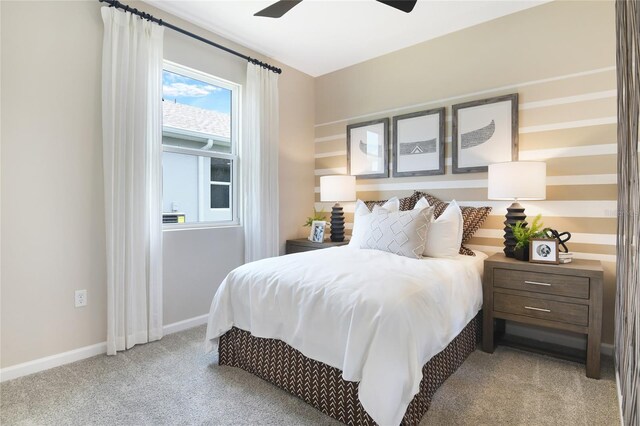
<box><xmin>320</xmin><ymin>175</ymin><xmax>356</xmax><ymax>202</ymax></box>
<box><xmin>488</xmin><ymin>161</ymin><xmax>546</xmax><ymax>201</ymax></box>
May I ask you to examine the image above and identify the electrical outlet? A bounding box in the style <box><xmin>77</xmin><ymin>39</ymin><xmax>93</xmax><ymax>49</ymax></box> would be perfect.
<box><xmin>75</xmin><ymin>290</ymin><xmax>87</xmax><ymax>308</ymax></box>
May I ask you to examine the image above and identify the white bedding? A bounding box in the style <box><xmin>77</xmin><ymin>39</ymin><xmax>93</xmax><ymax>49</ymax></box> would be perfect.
<box><xmin>205</xmin><ymin>247</ymin><xmax>487</xmax><ymax>426</ymax></box>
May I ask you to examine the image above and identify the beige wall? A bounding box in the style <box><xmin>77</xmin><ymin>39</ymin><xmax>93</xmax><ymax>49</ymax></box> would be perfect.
<box><xmin>0</xmin><ymin>0</ymin><xmax>315</xmax><ymax>368</ymax></box>
<box><xmin>0</xmin><ymin>0</ymin><xmax>617</xmax><ymax>370</ymax></box>
<box><xmin>314</xmin><ymin>1</ymin><xmax>617</xmax><ymax>344</ymax></box>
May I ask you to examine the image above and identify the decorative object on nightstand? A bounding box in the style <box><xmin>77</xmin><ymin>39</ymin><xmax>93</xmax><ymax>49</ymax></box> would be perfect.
<box><xmin>529</xmin><ymin>238</ymin><xmax>559</xmax><ymax>264</ymax></box>
<box><xmin>308</xmin><ymin>220</ymin><xmax>326</xmax><ymax>243</ymax></box>
<box><xmin>544</xmin><ymin>228</ymin><xmax>572</xmax><ymax>252</ymax></box>
<box><xmin>303</xmin><ymin>208</ymin><xmax>326</xmax><ymax>227</ymax></box>
<box><xmin>488</xmin><ymin>161</ymin><xmax>546</xmax><ymax>258</ymax></box>
<box><xmin>543</xmin><ymin>229</ymin><xmax>573</xmax><ymax>262</ymax></box>
<box><xmin>482</xmin><ymin>253</ymin><xmax>603</xmax><ymax>379</ymax></box>
<box><xmin>509</xmin><ymin>214</ymin><xmax>546</xmax><ymax>261</ymax></box>
<box><xmin>320</xmin><ymin>175</ymin><xmax>356</xmax><ymax>242</ymax></box>
<box><xmin>285</xmin><ymin>238</ymin><xmax>349</xmax><ymax>254</ymax></box>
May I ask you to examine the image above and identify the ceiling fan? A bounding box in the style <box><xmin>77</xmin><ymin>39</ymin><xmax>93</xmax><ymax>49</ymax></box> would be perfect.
<box><xmin>254</xmin><ymin>0</ymin><xmax>417</xmax><ymax>18</ymax></box>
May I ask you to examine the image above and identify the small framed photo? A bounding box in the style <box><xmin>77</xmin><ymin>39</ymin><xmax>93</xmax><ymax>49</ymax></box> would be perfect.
<box><xmin>347</xmin><ymin>118</ymin><xmax>389</xmax><ymax>179</ymax></box>
<box><xmin>452</xmin><ymin>93</ymin><xmax>519</xmax><ymax>174</ymax></box>
<box><xmin>392</xmin><ymin>108</ymin><xmax>445</xmax><ymax>177</ymax></box>
<box><xmin>529</xmin><ymin>238</ymin><xmax>560</xmax><ymax>264</ymax></box>
<box><xmin>309</xmin><ymin>221</ymin><xmax>326</xmax><ymax>243</ymax></box>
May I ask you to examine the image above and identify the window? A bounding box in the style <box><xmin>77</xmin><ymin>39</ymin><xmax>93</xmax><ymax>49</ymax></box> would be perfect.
<box><xmin>161</xmin><ymin>62</ymin><xmax>240</xmax><ymax>226</ymax></box>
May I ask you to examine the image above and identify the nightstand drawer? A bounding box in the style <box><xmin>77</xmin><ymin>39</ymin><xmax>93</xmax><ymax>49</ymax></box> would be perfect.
<box><xmin>494</xmin><ymin>293</ymin><xmax>589</xmax><ymax>326</ymax></box>
<box><xmin>285</xmin><ymin>238</ymin><xmax>349</xmax><ymax>254</ymax></box>
<box><xmin>494</xmin><ymin>268</ymin><xmax>590</xmax><ymax>299</ymax></box>
<box><xmin>286</xmin><ymin>245</ymin><xmax>319</xmax><ymax>254</ymax></box>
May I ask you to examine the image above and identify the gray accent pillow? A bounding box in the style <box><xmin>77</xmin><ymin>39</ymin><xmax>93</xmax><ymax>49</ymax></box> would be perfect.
<box><xmin>362</xmin><ymin>206</ymin><xmax>434</xmax><ymax>259</ymax></box>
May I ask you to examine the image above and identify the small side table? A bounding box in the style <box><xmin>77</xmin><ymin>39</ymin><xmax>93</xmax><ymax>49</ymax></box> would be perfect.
<box><xmin>482</xmin><ymin>253</ymin><xmax>603</xmax><ymax>379</ymax></box>
<box><xmin>285</xmin><ymin>238</ymin><xmax>349</xmax><ymax>254</ymax></box>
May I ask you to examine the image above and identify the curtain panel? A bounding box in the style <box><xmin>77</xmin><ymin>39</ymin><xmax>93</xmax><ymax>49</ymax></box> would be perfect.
<box><xmin>242</xmin><ymin>63</ymin><xmax>280</xmax><ymax>262</ymax></box>
<box><xmin>101</xmin><ymin>7</ymin><xmax>164</xmax><ymax>355</ymax></box>
<box><xmin>615</xmin><ymin>1</ymin><xmax>639</xmax><ymax>425</ymax></box>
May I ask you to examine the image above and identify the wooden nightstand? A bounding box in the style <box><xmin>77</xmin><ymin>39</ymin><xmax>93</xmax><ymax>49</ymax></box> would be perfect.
<box><xmin>285</xmin><ymin>238</ymin><xmax>349</xmax><ymax>254</ymax></box>
<box><xmin>482</xmin><ymin>253</ymin><xmax>603</xmax><ymax>379</ymax></box>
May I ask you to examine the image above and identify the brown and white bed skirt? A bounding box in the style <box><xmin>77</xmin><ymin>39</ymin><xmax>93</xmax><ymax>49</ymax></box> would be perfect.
<box><xmin>218</xmin><ymin>313</ymin><xmax>481</xmax><ymax>425</ymax></box>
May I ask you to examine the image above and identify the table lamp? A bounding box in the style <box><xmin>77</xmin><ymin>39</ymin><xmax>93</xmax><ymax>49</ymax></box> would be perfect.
<box><xmin>488</xmin><ymin>161</ymin><xmax>546</xmax><ymax>258</ymax></box>
<box><xmin>320</xmin><ymin>175</ymin><xmax>357</xmax><ymax>242</ymax></box>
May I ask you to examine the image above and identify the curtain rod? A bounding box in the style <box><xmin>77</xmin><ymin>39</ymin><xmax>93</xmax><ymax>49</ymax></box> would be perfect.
<box><xmin>98</xmin><ymin>0</ymin><xmax>283</xmax><ymax>74</ymax></box>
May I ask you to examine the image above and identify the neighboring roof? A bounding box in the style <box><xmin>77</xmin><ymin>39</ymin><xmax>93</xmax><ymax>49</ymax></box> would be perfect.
<box><xmin>162</xmin><ymin>100</ymin><xmax>230</xmax><ymax>139</ymax></box>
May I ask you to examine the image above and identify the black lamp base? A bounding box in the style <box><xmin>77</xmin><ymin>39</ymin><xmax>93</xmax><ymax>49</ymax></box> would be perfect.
<box><xmin>330</xmin><ymin>203</ymin><xmax>345</xmax><ymax>242</ymax></box>
<box><xmin>503</xmin><ymin>202</ymin><xmax>527</xmax><ymax>258</ymax></box>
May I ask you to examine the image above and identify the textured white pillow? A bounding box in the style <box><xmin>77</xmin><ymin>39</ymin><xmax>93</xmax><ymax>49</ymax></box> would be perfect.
<box><xmin>415</xmin><ymin>197</ymin><xmax>464</xmax><ymax>258</ymax></box>
<box><xmin>349</xmin><ymin>197</ymin><xmax>399</xmax><ymax>248</ymax></box>
<box><xmin>361</xmin><ymin>206</ymin><xmax>434</xmax><ymax>259</ymax></box>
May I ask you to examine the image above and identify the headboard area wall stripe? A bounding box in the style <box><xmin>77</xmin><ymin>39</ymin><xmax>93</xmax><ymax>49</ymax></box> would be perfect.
<box><xmin>312</xmin><ymin>1</ymin><xmax>617</xmax><ymax>344</ymax></box>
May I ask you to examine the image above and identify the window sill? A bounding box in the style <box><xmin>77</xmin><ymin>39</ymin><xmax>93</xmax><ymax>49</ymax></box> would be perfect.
<box><xmin>162</xmin><ymin>222</ymin><xmax>241</xmax><ymax>232</ymax></box>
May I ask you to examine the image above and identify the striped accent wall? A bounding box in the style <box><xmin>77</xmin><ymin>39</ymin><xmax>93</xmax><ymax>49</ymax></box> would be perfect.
<box><xmin>313</xmin><ymin>1</ymin><xmax>618</xmax><ymax>344</ymax></box>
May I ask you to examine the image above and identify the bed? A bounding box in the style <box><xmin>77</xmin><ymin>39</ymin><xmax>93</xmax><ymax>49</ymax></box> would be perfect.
<box><xmin>205</xmin><ymin>246</ymin><xmax>487</xmax><ymax>425</ymax></box>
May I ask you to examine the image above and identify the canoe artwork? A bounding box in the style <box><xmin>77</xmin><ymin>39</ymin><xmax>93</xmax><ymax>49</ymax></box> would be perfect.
<box><xmin>461</xmin><ymin>119</ymin><xmax>495</xmax><ymax>149</ymax></box>
<box><xmin>358</xmin><ymin>140</ymin><xmax>383</xmax><ymax>157</ymax></box>
<box><xmin>398</xmin><ymin>138</ymin><xmax>437</xmax><ymax>156</ymax></box>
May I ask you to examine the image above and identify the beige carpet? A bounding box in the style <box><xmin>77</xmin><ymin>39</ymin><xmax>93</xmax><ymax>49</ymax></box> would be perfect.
<box><xmin>0</xmin><ymin>325</ymin><xmax>619</xmax><ymax>425</ymax></box>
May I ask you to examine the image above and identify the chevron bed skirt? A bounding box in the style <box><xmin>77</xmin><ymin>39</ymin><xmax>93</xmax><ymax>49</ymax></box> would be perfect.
<box><xmin>218</xmin><ymin>313</ymin><xmax>481</xmax><ymax>425</ymax></box>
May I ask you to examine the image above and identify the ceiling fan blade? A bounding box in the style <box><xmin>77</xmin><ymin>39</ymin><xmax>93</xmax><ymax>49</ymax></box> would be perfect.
<box><xmin>376</xmin><ymin>0</ymin><xmax>417</xmax><ymax>13</ymax></box>
<box><xmin>254</xmin><ymin>0</ymin><xmax>303</xmax><ymax>18</ymax></box>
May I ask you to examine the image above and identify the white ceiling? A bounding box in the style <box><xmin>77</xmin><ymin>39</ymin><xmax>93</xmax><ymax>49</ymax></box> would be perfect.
<box><xmin>146</xmin><ymin>0</ymin><xmax>549</xmax><ymax>77</ymax></box>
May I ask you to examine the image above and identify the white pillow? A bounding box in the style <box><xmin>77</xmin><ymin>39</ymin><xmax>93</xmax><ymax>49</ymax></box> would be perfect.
<box><xmin>361</xmin><ymin>206</ymin><xmax>434</xmax><ymax>259</ymax></box>
<box><xmin>349</xmin><ymin>197</ymin><xmax>399</xmax><ymax>248</ymax></box>
<box><xmin>415</xmin><ymin>197</ymin><xmax>464</xmax><ymax>258</ymax></box>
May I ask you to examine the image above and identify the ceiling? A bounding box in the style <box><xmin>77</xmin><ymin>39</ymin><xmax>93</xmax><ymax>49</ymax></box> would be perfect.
<box><xmin>146</xmin><ymin>0</ymin><xmax>550</xmax><ymax>77</ymax></box>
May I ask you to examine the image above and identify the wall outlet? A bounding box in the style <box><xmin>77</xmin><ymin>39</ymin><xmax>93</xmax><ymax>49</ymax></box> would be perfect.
<box><xmin>75</xmin><ymin>289</ymin><xmax>87</xmax><ymax>308</ymax></box>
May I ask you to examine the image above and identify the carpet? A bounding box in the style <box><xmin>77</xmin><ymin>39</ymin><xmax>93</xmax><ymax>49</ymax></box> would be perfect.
<box><xmin>0</xmin><ymin>325</ymin><xmax>619</xmax><ymax>425</ymax></box>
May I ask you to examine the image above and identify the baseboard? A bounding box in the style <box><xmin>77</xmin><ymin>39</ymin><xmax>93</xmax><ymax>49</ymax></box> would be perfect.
<box><xmin>0</xmin><ymin>313</ymin><xmax>209</xmax><ymax>383</ymax></box>
<box><xmin>505</xmin><ymin>323</ymin><xmax>614</xmax><ymax>356</ymax></box>
<box><xmin>0</xmin><ymin>342</ymin><xmax>107</xmax><ymax>383</ymax></box>
<box><xmin>162</xmin><ymin>313</ymin><xmax>209</xmax><ymax>335</ymax></box>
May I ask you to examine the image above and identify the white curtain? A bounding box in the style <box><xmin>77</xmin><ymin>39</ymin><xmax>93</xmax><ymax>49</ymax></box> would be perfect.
<box><xmin>101</xmin><ymin>7</ymin><xmax>164</xmax><ymax>355</ymax></box>
<box><xmin>243</xmin><ymin>63</ymin><xmax>280</xmax><ymax>262</ymax></box>
<box><xmin>615</xmin><ymin>1</ymin><xmax>639</xmax><ymax>424</ymax></box>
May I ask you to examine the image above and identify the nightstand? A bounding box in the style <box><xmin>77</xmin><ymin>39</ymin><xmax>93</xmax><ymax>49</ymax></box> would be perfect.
<box><xmin>482</xmin><ymin>253</ymin><xmax>603</xmax><ymax>379</ymax></box>
<box><xmin>285</xmin><ymin>238</ymin><xmax>349</xmax><ymax>254</ymax></box>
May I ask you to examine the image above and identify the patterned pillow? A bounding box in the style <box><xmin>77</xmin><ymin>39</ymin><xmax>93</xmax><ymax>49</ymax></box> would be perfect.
<box><xmin>414</xmin><ymin>191</ymin><xmax>491</xmax><ymax>256</ymax></box>
<box><xmin>363</xmin><ymin>192</ymin><xmax>421</xmax><ymax>212</ymax></box>
<box><xmin>361</xmin><ymin>206</ymin><xmax>434</xmax><ymax>259</ymax></box>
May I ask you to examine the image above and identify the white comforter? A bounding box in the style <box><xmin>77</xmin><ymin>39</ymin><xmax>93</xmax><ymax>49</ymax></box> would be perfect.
<box><xmin>205</xmin><ymin>247</ymin><xmax>486</xmax><ymax>426</ymax></box>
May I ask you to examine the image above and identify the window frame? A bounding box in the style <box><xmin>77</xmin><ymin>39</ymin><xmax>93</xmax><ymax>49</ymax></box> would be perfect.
<box><xmin>162</xmin><ymin>61</ymin><xmax>241</xmax><ymax>230</ymax></box>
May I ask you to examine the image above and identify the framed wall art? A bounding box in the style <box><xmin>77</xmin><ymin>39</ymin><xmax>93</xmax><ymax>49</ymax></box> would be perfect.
<box><xmin>392</xmin><ymin>108</ymin><xmax>445</xmax><ymax>177</ymax></box>
<box><xmin>347</xmin><ymin>118</ymin><xmax>389</xmax><ymax>179</ymax></box>
<box><xmin>452</xmin><ymin>93</ymin><xmax>519</xmax><ymax>174</ymax></box>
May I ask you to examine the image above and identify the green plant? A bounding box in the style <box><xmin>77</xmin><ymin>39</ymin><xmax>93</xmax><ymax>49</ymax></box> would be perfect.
<box><xmin>303</xmin><ymin>208</ymin><xmax>326</xmax><ymax>227</ymax></box>
<box><xmin>510</xmin><ymin>214</ymin><xmax>546</xmax><ymax>249</ymax></box>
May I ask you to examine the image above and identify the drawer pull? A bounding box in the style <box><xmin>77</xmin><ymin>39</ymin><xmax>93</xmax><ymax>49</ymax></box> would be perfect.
<box><xmin>524</xmin><ymin>306</ymin><xmax>551</xmax><ymax>313</ymax></box>
<box><xmin>524</xmin><ymin>280</ymin><xmax>551</xmax><ymax>287</ymax></box>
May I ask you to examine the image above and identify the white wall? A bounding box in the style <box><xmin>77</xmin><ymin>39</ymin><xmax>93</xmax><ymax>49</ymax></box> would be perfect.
<box><xmin>162</xmin><ymin>227</ymin><xmax>243</xmax><ymax>325</ymax></box>
<box><xmin>0</xmin><ymin>0</ymin><xmax>315</xmax><ymax>369</ymax></box>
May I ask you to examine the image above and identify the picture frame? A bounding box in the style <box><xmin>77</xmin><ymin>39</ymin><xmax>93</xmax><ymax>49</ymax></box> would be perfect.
<box><xmin>347</xmin><ymin>118</ymin><xmax>389</xmax><ymax>179</ymax></box>
<box><xmin>452</xmin><ymin>93</ymin><xmax>519</xmax><ymax>174</ymax></box>
<box><xmin>529</xmin><ymin>238</ymin><xmax>560</xmax><ymax>264</ymax></box>
<box><xmin>309</xmin><ymin>220</ymin><xmax>326</xmax><ymax>243</ymax></box>
<box><xmin>392</xmin><ymin>108</ymin><xmax>445</xmax><ymax>177</ymax></box>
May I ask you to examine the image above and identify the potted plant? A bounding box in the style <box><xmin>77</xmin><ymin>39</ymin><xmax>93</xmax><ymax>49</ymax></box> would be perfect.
<box><xmin>303</xmin><ymin>208</ymin><xmax>326</xmax><ymax>227</ymax></box>
<box><xmin>510</xmin><ymin>214</ymin><xmax>546</xmax><ymax>261</ymax></box>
